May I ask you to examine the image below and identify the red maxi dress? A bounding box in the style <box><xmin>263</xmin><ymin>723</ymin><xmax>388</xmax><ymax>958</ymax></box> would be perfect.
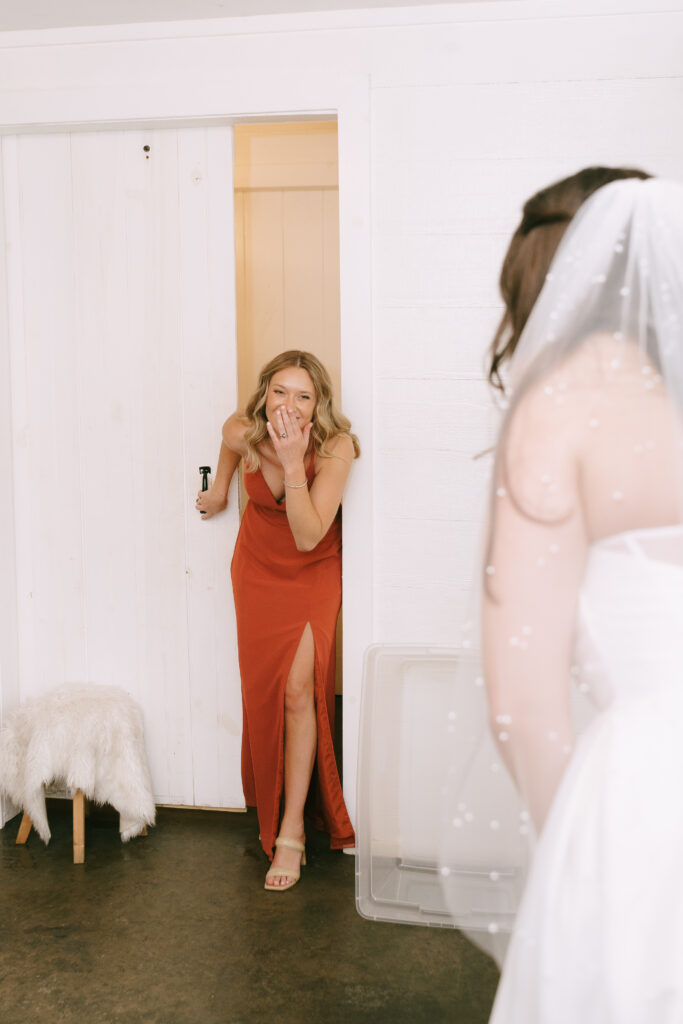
<box><xmin>230</xmin><ymin>455</ymin><xmax>355</xmax><ymax>860</ymax></box>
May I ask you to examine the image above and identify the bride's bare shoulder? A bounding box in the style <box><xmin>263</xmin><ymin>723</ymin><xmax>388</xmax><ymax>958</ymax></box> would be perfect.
<box><xmin>502</xmin><ymin>332</ymin><xmax>651</xmax><ymax>517</ymax></box>
<box><xmin>500</xmin><ymin>341</ymin><xmax>610</xmax><ymax>518</ymax></box>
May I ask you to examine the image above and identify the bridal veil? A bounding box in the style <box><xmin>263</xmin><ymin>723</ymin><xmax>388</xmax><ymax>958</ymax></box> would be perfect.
<box><xmin>438</xmin><ymin>177</ymin><xmax>683</xmax><ymax>963</ymax></box>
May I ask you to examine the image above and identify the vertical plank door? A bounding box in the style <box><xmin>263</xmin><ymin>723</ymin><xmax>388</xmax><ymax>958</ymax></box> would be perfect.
<box><xmin>2</xmin><ymin>126</ymin><xmax>244</xmax><ymax>808</ymax></box>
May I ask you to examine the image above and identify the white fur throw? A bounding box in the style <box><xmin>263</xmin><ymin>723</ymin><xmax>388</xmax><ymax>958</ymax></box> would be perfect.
<box><xmin>0</xmin><ymin>683</ymin><xmax>156</xmax><ymax>844</ymax></box>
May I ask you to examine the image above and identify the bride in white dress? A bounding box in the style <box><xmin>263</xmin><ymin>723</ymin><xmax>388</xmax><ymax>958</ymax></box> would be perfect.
<box><xmin>455</xmin><ymin>170</ymin><xmax>683</xmax><ymax>1021</ymax></box>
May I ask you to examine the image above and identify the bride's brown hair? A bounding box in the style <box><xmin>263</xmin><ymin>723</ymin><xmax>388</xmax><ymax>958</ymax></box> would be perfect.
<box><xmin>242</xmin><ymin>350</ymin><xmax>361</xmax><ymax>472</ymax></box>
<box><xmin>488</xmin><ymin>165</ymin><xmax>651</xmax><ymax>392</ymax></box>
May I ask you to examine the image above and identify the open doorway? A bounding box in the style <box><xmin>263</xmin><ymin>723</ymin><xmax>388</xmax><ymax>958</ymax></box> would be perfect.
<box><xmin>232</xmin><ymin>119</ymin><xmax>345</xmax><ymax>710</ymax></box>
<box><xmin>233</xmin><ymin>120</ymin><xmax>341</xmax><ymax>406</ymax></box>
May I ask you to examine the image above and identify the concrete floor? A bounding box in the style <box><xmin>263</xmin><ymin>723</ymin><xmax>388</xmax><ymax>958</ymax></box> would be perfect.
<box><xmin>0</xmin><ymin>801</ymin><xmax>499</xmax><ymax>1024</ymax></box>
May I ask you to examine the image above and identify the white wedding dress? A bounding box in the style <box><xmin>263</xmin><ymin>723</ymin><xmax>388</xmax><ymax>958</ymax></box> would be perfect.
<box><xmin>489</xmin><ymin>524</ymin><xmax>683</xmax><ymax>1023</ymax></box>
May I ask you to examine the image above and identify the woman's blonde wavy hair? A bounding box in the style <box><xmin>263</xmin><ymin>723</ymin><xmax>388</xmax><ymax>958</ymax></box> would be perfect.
<box><xmin>242</xmin><ymin>350</ymin><xmax>361</xmax><ymax>472</ymax></box>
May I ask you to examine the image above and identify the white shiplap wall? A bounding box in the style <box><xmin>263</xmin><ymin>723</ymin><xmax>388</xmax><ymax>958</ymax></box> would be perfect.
<box><xmin>1</xmin><ymin>0</ymin><xmax>682</xmax><ymax>825</ymax></box>
<box><xmin>372</xmin><ymin>67</ymin><xmax>683</xmax><ymax>643</ymax></box>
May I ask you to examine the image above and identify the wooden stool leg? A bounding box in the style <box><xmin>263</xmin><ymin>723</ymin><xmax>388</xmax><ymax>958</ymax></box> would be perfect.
<box><xmin>16</xmin><ymin>812</ymin><xmax>33</xmax><ymax>845</ymax></box>
<box><xmin>73</xmin><ymin>789</ymin><xmax>85</xmax><ymax>864</ymax></box>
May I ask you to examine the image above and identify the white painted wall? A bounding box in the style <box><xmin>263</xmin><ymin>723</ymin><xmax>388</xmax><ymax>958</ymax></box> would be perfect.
<box><xmin>1</xmin><ymin>0</ymin><xmax>682</xmax><ymax>827</ymax></box>
<box><xmin>0</xmin><ymin>0</ymin><xmax>505</xmax><ymax>33</ymax></box>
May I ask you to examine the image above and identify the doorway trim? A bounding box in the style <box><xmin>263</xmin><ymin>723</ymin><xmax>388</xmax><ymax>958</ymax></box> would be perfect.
<box><xmin>0</xmin><ymin>70</ymin><xmax>373</xmax><ymax>826</ymax></box>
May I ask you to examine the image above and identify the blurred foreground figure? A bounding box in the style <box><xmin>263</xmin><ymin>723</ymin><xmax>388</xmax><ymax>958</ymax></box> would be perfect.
<box><xmin>483</xmin><ymin>170</ymin><xmax>683</xmax><ymax>1021</ymax></box>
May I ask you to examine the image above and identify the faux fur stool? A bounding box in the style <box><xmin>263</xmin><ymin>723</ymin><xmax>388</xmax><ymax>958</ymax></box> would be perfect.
<box><xmin>0</xmin><ymin>683</ymin><xmax>156</xmax><ymax>863</ymax></box>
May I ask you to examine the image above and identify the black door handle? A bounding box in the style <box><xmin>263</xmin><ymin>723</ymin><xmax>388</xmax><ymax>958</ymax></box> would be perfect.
<box><xmin>199</xmin><ymin>466</ymin><xmax>211</xmax><ymax>514</ymax></box>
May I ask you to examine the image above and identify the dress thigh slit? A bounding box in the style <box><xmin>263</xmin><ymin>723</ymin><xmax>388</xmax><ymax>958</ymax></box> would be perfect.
<box><xmin>231</xmin><ymin>467</ymin><xmax>355</xmax><ymax>859</ymax></box>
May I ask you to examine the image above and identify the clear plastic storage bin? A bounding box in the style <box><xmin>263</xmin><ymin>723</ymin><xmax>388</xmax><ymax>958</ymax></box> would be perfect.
<box><xmin>355</xmin><ymin>645</ymin><xmax>530</xmax><ymax>946</ymax></box>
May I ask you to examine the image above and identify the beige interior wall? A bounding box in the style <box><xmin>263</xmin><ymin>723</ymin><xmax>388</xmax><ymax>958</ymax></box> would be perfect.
<box><xmin>234</xmin><ymin>121</ymin><xmax>344</xmax><ymax>694</ymax></box>
<box><xmin>234</xmin><ymin>120</ymin><xmax>341</xmax><ymax>407</ymax></box>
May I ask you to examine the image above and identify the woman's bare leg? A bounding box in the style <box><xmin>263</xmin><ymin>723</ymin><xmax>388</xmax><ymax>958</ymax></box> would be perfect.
<box><xmin>268</xmin><ymin>623</ymin><xmax>316</xmax><ymax>887</ymax></box>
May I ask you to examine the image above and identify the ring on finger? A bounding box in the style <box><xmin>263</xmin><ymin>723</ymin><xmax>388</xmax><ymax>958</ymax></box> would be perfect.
<box><xmin>280</xmin><ymin>432</ymin><xmax>287</xmax><ymax>439</ymax></box>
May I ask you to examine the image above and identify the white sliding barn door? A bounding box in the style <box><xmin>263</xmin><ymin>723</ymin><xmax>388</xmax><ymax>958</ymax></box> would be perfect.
<box><xmin>2</xmin><ymin>127</ymin><xmax>244</xmax><ymax>809</ymax></box>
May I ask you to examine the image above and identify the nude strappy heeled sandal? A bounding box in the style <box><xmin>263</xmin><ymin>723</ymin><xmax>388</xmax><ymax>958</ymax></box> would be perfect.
<box><xmin>264</xmin><ymin>837</ymin><xmax>307</xmax><ymax>892</ymax></box>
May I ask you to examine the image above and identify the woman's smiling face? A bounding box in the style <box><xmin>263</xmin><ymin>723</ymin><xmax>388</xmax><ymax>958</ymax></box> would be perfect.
<box><xmin>265</xmin><ymin>367</ymin><xmax>317</xmax><ymax>433</ymax></box>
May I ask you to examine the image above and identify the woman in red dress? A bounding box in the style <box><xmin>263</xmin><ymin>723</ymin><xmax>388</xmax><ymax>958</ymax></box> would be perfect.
<box><xmin>196</xmin><ymin>351</ymin><xmax>359</xmax><ymax>890</ymax></box>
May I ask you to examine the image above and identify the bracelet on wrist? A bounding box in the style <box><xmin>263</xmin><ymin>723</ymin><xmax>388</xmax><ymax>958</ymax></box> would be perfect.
<box><xmin>285</xmin><ymin>479</ymin><xmax>308</xmax><ymax>489</ymax></box>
